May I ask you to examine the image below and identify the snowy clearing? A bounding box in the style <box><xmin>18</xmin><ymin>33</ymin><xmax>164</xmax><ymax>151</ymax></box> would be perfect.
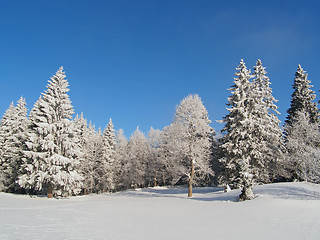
<box><xmin>1</xmin><ymin>182</ymin><xmax>320</xmax><ymax>240</ymax></box>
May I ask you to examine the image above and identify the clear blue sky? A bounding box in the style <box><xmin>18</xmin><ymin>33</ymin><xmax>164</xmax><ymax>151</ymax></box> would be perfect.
<box><xmin>0</xmin><ymin>0</ymin><xmax>319</xmax><ymax>137</ymax></box>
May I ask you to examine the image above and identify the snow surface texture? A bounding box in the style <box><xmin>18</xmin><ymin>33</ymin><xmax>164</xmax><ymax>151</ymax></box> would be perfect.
<box><xmin>0</xmin><ymin>182</ymin><xmax>320</xmax><ymax>240</ymax></box>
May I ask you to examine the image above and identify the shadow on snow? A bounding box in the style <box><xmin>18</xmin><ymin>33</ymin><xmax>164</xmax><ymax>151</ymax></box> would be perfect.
<box><xmin>117</xmin><ymin>182</ymin><xmax>320</xmax><ymax>202</ymax></box>
<box><xmin>255</xmin><ymin>183</ymin><xmax>320</xmax><ymax>201</ymax></box>
<box><xmin>118</xmin><ymin>186</ymin><xmax>240</xmax><ymax>202</ymax></box>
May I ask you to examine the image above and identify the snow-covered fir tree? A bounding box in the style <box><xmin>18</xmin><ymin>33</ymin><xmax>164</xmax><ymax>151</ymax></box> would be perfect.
<box><xmin>18</xmin><ymin>67</ymin><xmax>83</xmax><ymax>197</ymax></box>
<box><xmin>7</xmin><ymin>97</ymin><xmax>28</xmax><ymax>191</ymax></box>
<box><xmin>125</xmin><ymin>127</ymin><xmax>149</xmax><ymax>188</ymax></box>
<box><xmin>18</xmin><ymin>97</ymin><xmax>43</xmax><ymax>194</ymax></box>
<box><xmin>0</xmin><ymin>98</ymin><xmax>28</xmax><ymax>192</ymax></box>
<box><xmin>114</xmin><ymin>129</ymin><xmax>128</xmax><ymax>191</ymax></box>
<box><xmin>251</xmin><ymin>60</ymin><xmax>284</xmax><ymax>182</ymax></box>
<box><xmin>286</xmin><ymin>65</ymin><xmax>319</xmax><ymax>126</ymax></box>
<box><xmin>99</xmin><ymin>118</ymin><xmax>116</xmax><ymax>192</ymax></box>
<box><xmin>73</xmin><ymin>114</ymin><xmax>96</xmax><ymax>194</ymax></box>
<box><xmin>83</xmin><ymin>122</ymin><xmax>103</xmax><ymax>193</ymax></box>
<box><xmin>73</xmin><ymin>113</ymin><xmax>88</xmax><ymax>152</ymax></box>
<box><xmin>89</xmin><ymin>127</ymin><xmax>105</xmax><ymax>193</ymax></box>
<box><xmin>208</xmin><ymin>130</ymin><xmax>221</xmax><ymax>185</ymax></box>
<box><xmin>171</xmin><ymin>94</ymin><xmax>213</xmax><ymax>197</ymax></box>
<box><xmin>104</xmin><ymin>119</ymin><xmax>116</xmax><ymax>154</ymax></box>
<box><xmin>284</xmin><ymin>110</ymin><xmax>320</xmax><ymax>183</ymax></box>
<box><xmin>0</xmin><ymin>102</ymin><xmax>16</xmax><ymax>191</ymax></box>
<box><xmin>73</xmin><ymin>115</ymin><xmax>116</xmax><ymax>194</ymax></box>
<box><xmin>145</xmin><ymin>127</ymin><xmax>163</xmax><ymax>187</ymax></box>
<box><xmin>220</xmin><ymin>60</ymin><xmax>255</xmax><ymax>201</ymax></box>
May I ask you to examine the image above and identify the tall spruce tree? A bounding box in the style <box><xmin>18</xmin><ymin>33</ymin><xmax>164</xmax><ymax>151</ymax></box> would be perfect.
<box><xmin>104</xmin><ymin>119</ymin><xmax>121</xmax><ymax>191</ymax></box>
<box><xmin>220</xmin><ymin>60</ymin><xmax>254</xmax><ymax>201</ymax></box>
<box><xmin>0</xmin><ymin>98</ymin><xmax>28</xmax><ymax>192</ymax></box>
<box><xmin>251</xmin><ymin>60</ymin><xmax>284</xmax><ymax>182</ymax></box>
<box><xmin>99</xmin><ymin>118</ymin><xmax>116</xmax><ymax>192</ymax></box>
<box><xmin>0</xmin><ymin>102</ymin><xmax>16</xmax><ymax>191</ymax></box>
<box><xmin>286</xmin><ymin>65</ymin><xmax>319</xmax><ymax>126</ymax></box>
<box><xmin>18</xmin><ymin>97</ymin><xmax>43</xmax><ymax>194</ymax></box>
<box><xmin>18</xmin><ymin>67</ymin><xmax>83</xmax><ymax>197</ymax></box>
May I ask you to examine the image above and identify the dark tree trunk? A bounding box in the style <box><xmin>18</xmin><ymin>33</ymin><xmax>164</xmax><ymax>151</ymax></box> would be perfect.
<box><xmin>162</xmin><ymin>171</ymin><xmax>165</xmax><ymax>186</ymax></box>
<box><xmin>188</xmin><ymin>159</ymin><xmax>194</xmax><ymax>197</ymax></box>
<box><xmin>154</xmin><ymin>178</ymin><xmax>157</xmax><ymax>187</ymax></box>
<box><xmin>83</xmin><ymin>188</ymin><xmax>88</xmax><ymax>195</ymax></box>
<box><xmin>47</xmin><ymin>183</ymin><xmax>53</xmax><ymax>198</ymax></box>
<box><xmin>239</xmin><ymin>184</ymin><xmax>254</xmax><ymax>201</ymax></box>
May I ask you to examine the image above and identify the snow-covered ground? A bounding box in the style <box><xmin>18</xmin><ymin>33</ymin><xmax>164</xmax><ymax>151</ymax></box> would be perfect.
<box><xmin>0</xmin><ymin>182</ymin><xmax>320</xmax><ymax>240</ymax></box>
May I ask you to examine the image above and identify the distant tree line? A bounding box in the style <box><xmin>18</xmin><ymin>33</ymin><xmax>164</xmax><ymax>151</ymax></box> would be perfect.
<box><xmin>0</xmin><ymin>60</ymin><xmax>319</xmax><ymax>201</ymax></box>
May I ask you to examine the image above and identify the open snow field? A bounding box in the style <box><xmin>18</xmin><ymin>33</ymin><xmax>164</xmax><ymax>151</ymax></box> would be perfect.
<box><xmin>0</xmin><ymin>182</ymin><xmax>320</xmax><ymax>240</ymax></box>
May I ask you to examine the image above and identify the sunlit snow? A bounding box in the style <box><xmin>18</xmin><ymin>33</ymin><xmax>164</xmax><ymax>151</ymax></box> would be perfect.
<box><xmin>0</xmin><ymin>182</ymin><xmax>319</xmax><ymax>240</ymax></box>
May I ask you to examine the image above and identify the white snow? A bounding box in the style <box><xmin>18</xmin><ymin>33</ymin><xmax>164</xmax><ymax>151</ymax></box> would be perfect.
<box><xmin>0</xmin><ymin>182</ymin><xmax>320</xmax><ymax>240</ymax></box>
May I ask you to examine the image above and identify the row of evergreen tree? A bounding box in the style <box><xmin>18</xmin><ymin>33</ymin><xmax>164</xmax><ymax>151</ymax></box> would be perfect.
<box><xmin>0</xmin><ymin>60</ymin><xmax>319</xmax><ymax>200</ymax></box>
